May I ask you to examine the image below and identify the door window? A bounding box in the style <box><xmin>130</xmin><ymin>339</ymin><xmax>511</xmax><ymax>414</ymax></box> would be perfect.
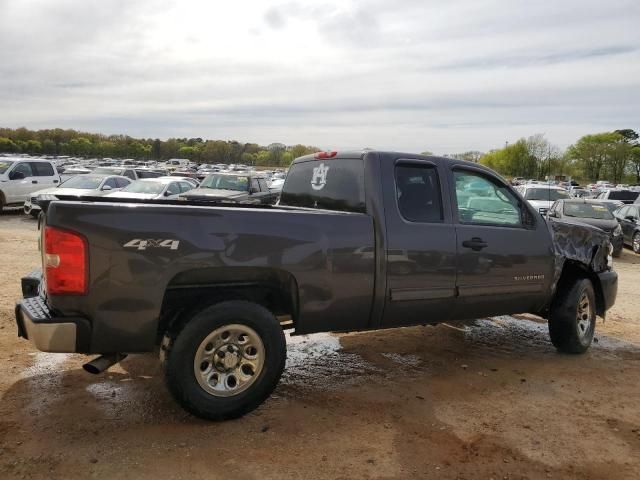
<box><xmin>250</xmin><ymin>178</ymin><xmax>260</xmax><ymax>192</ymax></box>
<box><xmin>31</xmin><ymin>162</ymin><xmax>55</xmax><ymax>176</ymax></box>
<box><xmin>12</xmin><ymin>162</ymin><xmax>34</xmax><ymax>178</ymax></box>
<box><xmin>114</xmin><ymin>177</ymin><xmax>131</xmax><ymax>188</ymax></box>
<box><xmin>454</xmin><ymin>170</ymin><xmax>521</xmax><ymax>226</ymax></box>
<box><xmin>124</xmin><ymin>170</ymin><xmax>136</xmax><ymax>180</ymax></box>
<box><xmin>166</xmin><ymin>182</ymin><xmax>180</xmax><ymax>196</ymax></box>
<box><xmin>257</xmin><ymin>178</ymin><xmax>269</xmax><ymax>192</ymax></box>
<box><xmin>178</xmin><ymin>181</ymin><xmax>193</xmax><ymax>193</ymax></box>
<box><xmin>103</xmin><ymin>178</ymin><xmax>119</xmax><ymax>189</ymax></box>
<box><xmin>616</xmin><ymin>206</ymin><xmax>629</xmax><ymax>219</ymax></box>
<box><xmin>395</xmin><ymin>164</ymin><xmax>443</xmax><ymax>223</ymax></box>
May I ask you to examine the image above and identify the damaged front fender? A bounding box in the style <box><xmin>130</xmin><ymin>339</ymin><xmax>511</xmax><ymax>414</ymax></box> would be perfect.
<box><xmin>547</xmin><ymin>218</ymin><xmax>614</xmax><ymax>317</ymax></box>
<box><xmin>548</xmin><ymin>218</ymin><xmax>611</xmax><ymax>276</ymax></box>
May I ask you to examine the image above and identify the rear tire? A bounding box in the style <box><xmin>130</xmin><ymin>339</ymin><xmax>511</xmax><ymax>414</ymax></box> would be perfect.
<box><xmin>163</xmin><ymin>300</ymin><xmax>286</xmax><ymax>421</ymax></box>
<box><xmin>549</xmin><ymin>278</ymin><xmax>596</xmax><ymax>354</ymax></box>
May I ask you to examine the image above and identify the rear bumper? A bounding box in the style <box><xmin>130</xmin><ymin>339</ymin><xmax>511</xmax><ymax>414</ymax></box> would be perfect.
<box><xmin>15</xmin><ymin>273</ymin><xmax>90</xmax><ymax>353</ymax></box>
<box><xmin>597</xmin><ymin>269</ymin><xmax>618</xmax><ymax>313</ymax></box>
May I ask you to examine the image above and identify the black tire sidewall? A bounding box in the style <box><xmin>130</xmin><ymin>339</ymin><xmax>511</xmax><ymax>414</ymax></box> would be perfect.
<box><xmin>165</xmin><ymin>301</ymin><xmax>286</xmax><ymax>420</ymax></box>
<box><xmin>549</xmin><ymin>278</ymin><xmax>596</xmax><ymax>353</ymax></box>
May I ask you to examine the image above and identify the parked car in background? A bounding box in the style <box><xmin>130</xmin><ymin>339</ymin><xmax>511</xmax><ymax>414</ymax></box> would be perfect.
<box><xmin>516</xmin><ymin>184</ymin><xmax>570</xmax><ymax>214</ymax></box>
<box><xmin>0</xmin><ymin>158</ymin><xmax>61</xmax><ymax>211</ymax></box>
<box><xmin>548</xmin><ymin>199</ymin><xmax>623</xmax><ymax>257</ymax></box>
<box><xmin>180</xmin><ymin>172</ymin><xmax>278</xmax><ymax>204</ymax></box>
<box><xmin>596</xmin><ymin>189</ymin><xmax>639</xmax><ymax>204</ymax></box>
<box><xmin>104</xmin><ymin>178</ymin><xmax>195</xmax><ymax>200</ymax></box>
<box><xmin>613</xmin><ymin>204</ymin><xmax>640</xmax><ymax>254</ymax></box>
<box><xmin>134</xmin><ymin>168</ymin><xmax>168</xmax><ymax>179</ymax></box>
<box><xmin>161</xmin><ymin>176</ymin><xmax>199</xmax><ymax>188</ymax></box>
<box><xmin>92</xmin><ymin>167</ymin><xmax>138</xmax><ymax>181</ymax></box>
<box><xmin>595</xmin><ymin>199</ymin><xmax>625</xmax><ymax>216</ymax></box>
<box><xmin>23</xmin><ymin>174</ymin><xmax>131</xmax><ymax>217</ymax></box>
<box><xmin>268</xmin><ymin>172</ymin><xmax>287</xmax><ymax>192</ymax></box>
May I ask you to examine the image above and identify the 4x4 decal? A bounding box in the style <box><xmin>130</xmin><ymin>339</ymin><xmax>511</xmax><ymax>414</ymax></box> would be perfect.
<box><xmin>123</xmin><ymin>239</ymin><xmax>180</xmax><ymax>251</ymax></box>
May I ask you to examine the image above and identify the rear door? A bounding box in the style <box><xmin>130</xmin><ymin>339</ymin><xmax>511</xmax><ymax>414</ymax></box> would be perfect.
<box><xmin>31</xmin><ymin>162</ymin><xmax>59</xmax><ymax>189</ymax></box>
<box><xmin>449</xmin><ymin>166</ymin><xmax>554</xmax><ymax>319</ymax></box>
<box><xmin>380</xmin><ymin>158</ymin><xmax>457</xmax><ymax>327</ymax></box>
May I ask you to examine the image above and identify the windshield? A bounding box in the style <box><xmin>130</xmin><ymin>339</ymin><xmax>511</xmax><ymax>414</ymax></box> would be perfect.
<box><xmin>524</xmin><ymin>188</ymin><xmax>569</xmax><ymax>201</ymax></box>
<box><xmin>200</xmin><ymin>174</ymin><xmax>249</xmax><ymax>191</ymax></box>
<box><xmin>122</xmin><ymin>181</ymin><xmax>164</xmax><ymax>194</ymax></box>
<box><xmin>563</xmin><ymin>202</ymin><xmax>614</xmax><ymax>220</ymax></box>
<box><xmin>0</xmin><ymin>160</ymin><xmax>14</xmax><ymax>174</ymax></box>
<box><xmin>60</xmin><ymin>175</ymin><xmax>104</xmax><ymax>189</ymax></box>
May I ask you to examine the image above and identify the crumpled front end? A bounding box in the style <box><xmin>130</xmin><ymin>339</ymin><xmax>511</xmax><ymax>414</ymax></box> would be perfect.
<box><xmin>549</xmin><ymin>219</ymin><xmax>611</xmax><ymax>274</ymax></box>
<box><xmin>548</xmin><ymin>218</ymin><xmax>617</xmax><ymax>315</ymax></box>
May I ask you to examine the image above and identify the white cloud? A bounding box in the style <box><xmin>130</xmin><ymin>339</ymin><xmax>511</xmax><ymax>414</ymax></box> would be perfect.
<box><xmin>0</xmin><ymin>0</ymin><xmax>639</xmax><ymax>153</ymax></box>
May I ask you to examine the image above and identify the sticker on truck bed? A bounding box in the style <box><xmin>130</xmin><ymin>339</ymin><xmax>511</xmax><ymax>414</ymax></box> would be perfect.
<box><xmin>123</xmin><ymin>239</ymin><xmax>180</xmax><ymax>251</ymax></box>
<box><xmin>311</xmin><ymin>162</ymin><xmax>329</xmax><ymax>191</ymax></box>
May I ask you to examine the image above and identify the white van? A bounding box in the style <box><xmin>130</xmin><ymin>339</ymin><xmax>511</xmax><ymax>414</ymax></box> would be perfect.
<box><xmin>0</xmin><ymin>158</ymin><xmax>61</xmax><ymax>210</ymax></box>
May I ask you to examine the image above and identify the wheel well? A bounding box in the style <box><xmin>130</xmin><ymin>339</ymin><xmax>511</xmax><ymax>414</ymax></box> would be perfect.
<box><xmin>157</xmin><ymin>267</ymin><xmax>299</xmax><ymax>341</ymax></box>
<box><xmin>554</xmin><ymin>260</ymin><xmax>606</xmax><ymax>317</ymax></box>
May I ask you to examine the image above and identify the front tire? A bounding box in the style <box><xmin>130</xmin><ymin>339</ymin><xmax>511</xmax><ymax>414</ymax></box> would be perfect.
<box><xmin>633</xmin><ymin>232</ymin><xmax>640</xmax><ymax>254</ymax></box>
<box><xmin>163</xmin><ymin>301</ymin><xmax>286</xmax><ymax>420</ymax></box>
<box><xmin>549</xmin><ymin>278</ymin><xmax>596</xmax><ymax>354</ymax></box>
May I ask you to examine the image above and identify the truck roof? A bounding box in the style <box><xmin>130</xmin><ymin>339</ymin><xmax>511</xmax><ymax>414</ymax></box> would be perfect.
<box><xmin>291</xmin><ymin>150</ymin><xmax>491</xmax><ymax>170</ymax></box>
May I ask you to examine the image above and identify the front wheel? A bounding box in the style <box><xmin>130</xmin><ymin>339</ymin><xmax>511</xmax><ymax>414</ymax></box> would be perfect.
<box><xmin>633</xmin><ymin>232</ymin><xmax>640</xmax><ymax>254</ymax></box>
<box><xmin>163</xmin><ymin>301</ymin><xmax>286</xmax><ymax>420</ymax></box>
<box><xmin>549</xmin><ymin>278</ymin><xmax>596</xmax><ymax>354</ymax></box>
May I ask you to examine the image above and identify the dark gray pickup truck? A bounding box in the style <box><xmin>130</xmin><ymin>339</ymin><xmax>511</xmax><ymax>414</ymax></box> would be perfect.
<box><xmin>15</xmin><ymin>151</ymin><xmax>618</xmax><ymax>420</ymax></box>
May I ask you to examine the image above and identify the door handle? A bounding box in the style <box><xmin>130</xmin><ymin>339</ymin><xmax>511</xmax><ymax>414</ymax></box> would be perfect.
<box><xmin>32</xmin><ymin>180</ymin><xmax>38</xmax><ymax>184</ymax></box>
<box><xmin>53</xmin><ymin>180</ymin><xmax>59</xmax><ymax>183</ymax></box>
<box><xmin>462</xmin><ymin>237</ymin><xmax>488</xmax><ymax>251</ymax></box>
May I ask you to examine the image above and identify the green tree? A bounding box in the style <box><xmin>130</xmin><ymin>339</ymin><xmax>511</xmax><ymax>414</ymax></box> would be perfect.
<box><xmin>566</xmin><ymin>132</ymin><xmax>630</xmax><ymax>183</ymax></box>
<box><xmin>0</xmin><ymin>137</ymin><xmax>19</xmax><ymax>153</ymax></box>
<box><xmin>42</xmin><ymin>139</ymin><xmax>57</xmax><ymax>155</ymax></box>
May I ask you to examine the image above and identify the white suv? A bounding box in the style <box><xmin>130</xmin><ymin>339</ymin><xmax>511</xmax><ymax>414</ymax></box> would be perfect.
<box><xmin>0</xmin><ymin>158</ymin><xmax>61</xmax><ymax>211</ymax></box>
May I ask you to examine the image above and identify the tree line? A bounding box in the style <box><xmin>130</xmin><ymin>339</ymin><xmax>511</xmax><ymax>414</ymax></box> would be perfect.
<box><xmin>2</xmin><ymin>126</ymin><xmax>639</xmax><ymax>182</ymax></box>
<box><xmin>479</xmin><ymin>129</ymin><xmax>640</xmax><ymax>184</ymax></box>
<box><xmin>0</xmin><ymin>128</ymin><xmax>319</xmax><ymax>167</ymax></box>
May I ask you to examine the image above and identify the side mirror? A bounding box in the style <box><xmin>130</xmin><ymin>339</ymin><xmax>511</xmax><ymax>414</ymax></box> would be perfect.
<box><xmin>101</xmin><ymin>185</ymin><xmax>112</xmax><ymax>191</ymax></box>
<box><xmin>249</xmin><ymin>187</ymin><xmax>259</xmax><ymax>194</ymax></box>
<box><xmin>165</xmin><ymin>191</ymin><xmax>172</xmax><ymax>197</ymax></box>
<box><xmin>625</xmin><ymin>215</ymin><xmax>636</xmax><ymax>222</ymax></box>
<box><xmin>9</xmin><ymin>171</ymin><xmax>25</xmax><ymax>180</ymax></box>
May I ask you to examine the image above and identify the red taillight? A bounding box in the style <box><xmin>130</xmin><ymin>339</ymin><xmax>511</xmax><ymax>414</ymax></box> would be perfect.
<box><xmin>44</xmin><ymin>226</ymin><xmax>88</xmax><ymax>295</ymax></box>
<box><xmin>314</xmin><ymin>151</ymin><xmax>337</xmax><ymax>159</ymax></box>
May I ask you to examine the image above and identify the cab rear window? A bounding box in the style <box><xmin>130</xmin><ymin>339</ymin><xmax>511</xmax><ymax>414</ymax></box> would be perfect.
<box><xmin>279</xmin><ymin>159</ymin><xmax>365</xmax><ymax>213</ymax></box>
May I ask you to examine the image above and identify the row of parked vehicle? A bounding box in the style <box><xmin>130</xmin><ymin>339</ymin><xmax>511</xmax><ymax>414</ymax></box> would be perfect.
<box><xmin>0</xmin><ymin>156</ymin><xmax>287</xmax><ymax>216</ymax></box>
<box><xmin>512</xmin><ymin>182</ymin><xmax>640</xmax><ymax>256</ymax></box>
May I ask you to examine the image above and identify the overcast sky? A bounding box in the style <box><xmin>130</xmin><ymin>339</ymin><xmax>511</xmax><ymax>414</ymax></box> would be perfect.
<box><xmin>1</xmin><ymin>0</ymin><xmax>639</xmax><ymax>153</ymax></box>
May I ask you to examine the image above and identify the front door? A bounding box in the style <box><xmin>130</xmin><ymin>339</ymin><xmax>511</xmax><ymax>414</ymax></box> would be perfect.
<box><xmin>381</xmin><ymin>158</ymin><xmax>457</xmax><ymax>327</ymax></box>
<box><xmin>449</xmin><ymin>166</ymin><xmax>555</xmax><ymax>319</ymax></box>
<box><xmin>7</xmin><ymin>161</ymin><xmax>37</xmax><ymax>204</ymax></box>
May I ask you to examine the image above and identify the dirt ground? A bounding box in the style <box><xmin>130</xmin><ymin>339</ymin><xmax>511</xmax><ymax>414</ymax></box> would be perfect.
<box><xmin>0</xmin><ymin>212</ymin><xmax>639</xmax><ymax>480</ymax></box>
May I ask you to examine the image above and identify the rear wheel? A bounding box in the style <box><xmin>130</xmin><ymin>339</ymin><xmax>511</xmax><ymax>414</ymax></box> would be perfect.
<box><xmin>163</xmin><ymin>300</ymin><xmax>286</xmax><ymax>420</ymax></box>
<box><xmin>549</xmin><ymin>278</ymin><xmax>596</xmax><ymax>354</ymax></box>
<box><xmin>633</xmin><ymin>232</ymin><xmax>640</xmax><ymax>254</ymax></box>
